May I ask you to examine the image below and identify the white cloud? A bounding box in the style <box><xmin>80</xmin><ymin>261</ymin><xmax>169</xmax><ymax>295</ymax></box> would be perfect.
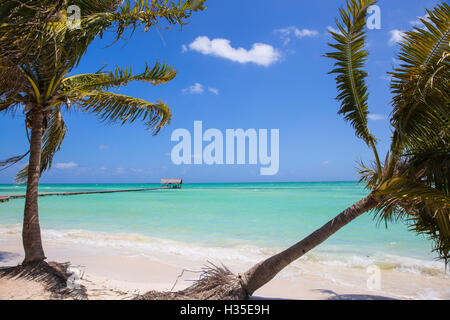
<box><xmin>275</xmin><ymin>27</ymin><xmax>319</xmax><ymax>45</ymax></box>
<box><xmin>182</xmin><ymin>83</ymin><xmax>219</xmax><ymax>95</ymax></box>
<box><xmin>388</xmin><ymin>30</ymin><xmax>405</xmax><ymax>46</ymax></box>
<box><xmin>327</xmin><ymin>26</ymin><xmax>342</xmax><ymax>35</ymax></box>
<box><xmin>55</xmin><ymin>162</ymin><xmax>78</xmax><ymax>169</ymax></box>
<box><xmin>293</xmin><ymin>28</ymin><xmax>319</xmax><ymax>38</ymax></box>
<box><xmin>182</xmin><ymin>83</ymin><xmax>204</xmax><ymax>94</ymax></box>
<box><xmin>322</xmin><ymin>160</ymin><xmax>330</xmax><ymax>166</ymax></box>
<box><xmin>368</xmin><ymin>114</ymin><xmax>388</xmax><ymax>121</ymax></box>
<box><xmin>208</xmin><ymin>87</ymin><xmax>219</xmax><ymax>95</ymax></box>
<box><xmin>184</xmin><ymin>36</ymin><xmax>281</xmax><ymax>67</ymax></box>
<box><xmin>410</xmin><ymin>14</ymin><xmax>430</xmax><ymax>27</ymax></box>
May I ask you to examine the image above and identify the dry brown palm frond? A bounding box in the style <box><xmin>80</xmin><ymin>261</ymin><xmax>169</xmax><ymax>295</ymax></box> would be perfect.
<box><xmin>0</xmin><ymin>261</ymin><xmax>87</xmax><ymax>300</ymax></box>
<box><xmin>135</xmin><ymin>263</ymin><xmax>247</xmax><ymax>300</ymax></box>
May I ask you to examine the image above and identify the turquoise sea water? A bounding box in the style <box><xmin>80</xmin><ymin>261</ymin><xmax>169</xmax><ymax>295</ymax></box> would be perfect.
<box><xmin>0</xmin><ymin>182</ymin><xmax>441</xmax><ymax>267</ymax></box>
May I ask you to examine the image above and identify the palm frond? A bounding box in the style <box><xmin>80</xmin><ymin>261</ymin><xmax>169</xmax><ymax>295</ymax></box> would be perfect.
<box><xmin>71</xmin><ymin>0</ymin><xmax>125</xmax><ymax>15</ymax></box>
<box><xmin>412</xmin><ymin>206</ymin><xmax>450</xmax><ymax>263</ymax></box>
<box><xmin>389</xmin><ymin>2</ymin><xmax>450</xmax><ymax>153</ymax></box>
<box><xmin>1</xmin><ymin>1</ymin><xmax>204</xmax><ymax>102</ymax></box>
<box><xmin>0</xmin><ymin>52</ymin><xmax>29</xmax><ymax>106</ymax></box>
<box><xmin>325</xmin><ymin>0</ymin><xmax>382</xmax><ymax>177</ymax></box>
<box><xmin>375</xmin><ymin>177</ymin><xmax>450</xmax><ymax>261</ymax></box>
<box><xmin>111</xmin><ymin>0</ymin><xmax>206</xmax><ymax>37</ymax></box>
<box><xmin>66</xmin><ymin>0</ymin><xmax>206</xmax><ymax>68</ymax></box>
<box><xmin>61</xmin><ymin>61</ymin><xmax>176</xmax><ymax>94</ymax></box>
<box><xmin>74</xmin><ymin>91</ymin><xmax>171</xmax><ymax>134</ymax></box>
<box><xmin>402</xmin><ymin>142</ymin><xmax>450</xmax><ymax>192</ymax></box>
<box><xmin>0</xmin><ymin>151</ymin><xmax>30</xmax><ymax>172</ymax></box>
<box><xmin>0</xmin><ymin>1</ymin><xmax>65</xmax><ymax>59</ymax></box>
<box><xmin>357</xmin><ymin>160</ymin><xmax>378</xmax><ymax>189</ymax></box>
<box><xmin>378</xmin><ymin>4</ymin><xmax>450</xmax><ymax>263</ymax></box>
<box><xmin>377</xmin><ymin>177</ymin><xmax>450</xmax><ymax>219</ymax></box>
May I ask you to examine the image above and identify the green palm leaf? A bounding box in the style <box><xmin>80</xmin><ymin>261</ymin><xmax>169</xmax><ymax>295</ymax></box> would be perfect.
<box><xmin>66</xmin><ymin>0</ymin><xmax>206</xmax><ymax>67</ymax></box>
<box><xmin>377</xmin><ymin>4</ymin><xmax>450</xmax><ymax>263</ymax></box>
<box><xmin>72</xmin><ymin>0</ymin><xmax>125</xmax><ymax>15</ymax></box>
<box><xmin>389</xmin><ymin>3</ymin><xmax>450</xmax><ymax>153</ymax></box>
<box><xmin>61</xmin><ymin>61</ymin><xmax>176</xmax><ymax>94</ymax></box>
<box><xmin>376</xmin><ymin>177</ymin><xmax>450</xmax><ymax>261</ymax></box>
<box><xmin>377</xmin><ymin>177</ymin><xmax>450</xmax><ymax>218</ymax></box>
<box><xmin>73</xmin><ymin>91</ymin><xmax>171</xmax><ymax>134</ymax></box>
<box><xmin>1</xmin><ymin>1</ymin><xmax>205</xmax><ymax>100</ymax></box>
<box><xmin>325</xmin><ymin>0</ymin><xmax>382</xmax><ymax>177</ymax></box>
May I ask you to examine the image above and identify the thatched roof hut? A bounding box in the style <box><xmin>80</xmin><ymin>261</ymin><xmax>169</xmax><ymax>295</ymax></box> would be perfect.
<box><xmin>161</xmin><ymin>179</ymin><xmax>183</xmax><ymax>188</ymax></box>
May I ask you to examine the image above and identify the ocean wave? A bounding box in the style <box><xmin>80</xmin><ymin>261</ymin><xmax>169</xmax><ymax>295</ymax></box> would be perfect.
<box><xmin>304</xmin><ymin>252</ymin><xmax>446</xmax><ymax>277</ymax></box>
<box><xmin>0</xmin><ymin>224</ymin><xmax>271</xmax><ymax>265</ymax></box>
<box><xmin>1</xmin><ymin>224</ymin><xmax>447</xmax><ymax>278</ymax></box>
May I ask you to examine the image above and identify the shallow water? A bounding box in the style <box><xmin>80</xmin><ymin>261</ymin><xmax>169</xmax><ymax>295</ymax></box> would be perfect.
<box><xmin>0</xmin><ymin>182</ymin><xmax>446</xmax><ymax>275</ymax></box>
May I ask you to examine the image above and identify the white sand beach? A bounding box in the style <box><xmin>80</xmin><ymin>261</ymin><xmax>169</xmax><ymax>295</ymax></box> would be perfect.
<box><xmin>1</xmin><ymin>229</ymin><xmax>449</xmax><ymax>300</ymax></box>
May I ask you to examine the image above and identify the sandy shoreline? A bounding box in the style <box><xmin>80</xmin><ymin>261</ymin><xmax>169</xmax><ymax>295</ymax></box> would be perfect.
<box><xmin>1</xmin><ymin>229</ymin><xmax>449</xmax><ymax>300</ymax></box>
<box><xmin>0</xmin><ymin>242</ymin><xmax>397</xmax><ymax>300</ymax></box>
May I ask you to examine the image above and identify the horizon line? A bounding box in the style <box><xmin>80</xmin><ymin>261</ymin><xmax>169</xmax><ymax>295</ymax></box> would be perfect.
<box><xmin>0</xmin><ymin>180</ymin><xmax>359</xmax><ymax>185</ymax></box>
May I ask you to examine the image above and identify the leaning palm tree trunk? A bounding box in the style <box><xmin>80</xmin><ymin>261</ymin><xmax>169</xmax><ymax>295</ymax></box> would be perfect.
<box><xmin>22</xmin><ymin>108</ymin><xmax>46</xmax><ymax>264</ymax></box>
<box><xmin>240</xmin><ymin>194</ymin><xmax>377</xmax><ymax>296</ymax></box>
<box><xmin>239</xmin><ymin>193</ymin><xmax>378</xmax><ymax>296</ymax></box>
<box><xmin>139</xmin><ymin>193</ymin><xmax>379</xmax><ymax>300</ymax></box>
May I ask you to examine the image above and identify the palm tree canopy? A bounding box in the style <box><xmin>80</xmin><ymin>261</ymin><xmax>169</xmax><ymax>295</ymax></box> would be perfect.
<box><xmin>0</xmin><ymin>0</ymin><xmax>206</xmax><ymax>181</ymax></box>
<box><xmin>327</xmin><ymin>1</ymin><xmax>449</xmax><ymax>262</ymax></box>
<box><xmin>376</xmin><ymin>2</ymin><xmax>450</xmax><ymax>262</ymax></box>
<box><xmin>389</xmin><ymin>3</ymin><xmax>449</xmax><ymax>152</ymax></box>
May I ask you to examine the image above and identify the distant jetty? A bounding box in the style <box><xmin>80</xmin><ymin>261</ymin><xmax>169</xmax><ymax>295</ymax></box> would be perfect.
<box><xmin>0</xmin><ymin>179</ymin><xmax>183</xmax><ymax>202</ymax></box>
<box><xmin>0</xmin><ymin>187</ymin><xmax>165</xmax><ymax>202</ymax></box>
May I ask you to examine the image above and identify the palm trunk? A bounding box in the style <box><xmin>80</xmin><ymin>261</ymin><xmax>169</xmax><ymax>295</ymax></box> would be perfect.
<box><xmin>22</xmin><ymin>109</ymin><xmax>46</xmax><ymax>264</ymax></box>
<box><xmin>239</xmin><ymin>193</ymin><xmax>378</xmax><ymax>296</ymax></box>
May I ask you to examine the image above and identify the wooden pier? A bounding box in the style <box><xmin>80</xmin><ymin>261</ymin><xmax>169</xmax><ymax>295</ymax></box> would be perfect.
<box><xmin>0</xmin><ymin>179</ymin><xmax>184</xmax><ymax>203</ymax></box>
<box><xmin>0</xmin><ymin>187</ymin><xmax>168</xmax><ymax>202</ymax></box>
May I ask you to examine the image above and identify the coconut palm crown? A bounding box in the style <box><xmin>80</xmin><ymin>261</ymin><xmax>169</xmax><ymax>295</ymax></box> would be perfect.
<box><xmin>0</xmin><ymin>0</ymin><xmax>206</xmax><ymax>263</ymax></box>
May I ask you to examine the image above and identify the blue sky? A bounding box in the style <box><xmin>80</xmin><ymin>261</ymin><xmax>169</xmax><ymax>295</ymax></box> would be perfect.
<box><xmin>0</xmin><ymin>0</ymin><xmax>441</xmax><ymax>183</ymax></box>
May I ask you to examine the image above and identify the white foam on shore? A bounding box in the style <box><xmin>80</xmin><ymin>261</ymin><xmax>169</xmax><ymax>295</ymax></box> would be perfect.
<box><xmin>0</xmin><ymin>224</ymin><xmax>271</xmax><ymax>266</ymax></box>
<box><xmin>1</xmin><ymin>224</ymin><xmax>447</xmax><ymax>278</ymax></box>
<box><xmin>3</xmin><ymin>224</ymin><xmax>450</xmax><ymax>299</ymax></box>
<box><xmin>305</xmin><ymin>252</ymin><xmax>446</xmax><ymax>277</ymax></box>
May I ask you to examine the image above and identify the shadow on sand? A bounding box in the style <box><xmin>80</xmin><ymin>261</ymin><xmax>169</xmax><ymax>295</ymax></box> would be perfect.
<box><xmin>251</xmin><ymin>289</ymin><xmax>398</xmax><ymax>300</ymax></box>
<box><xmin>314</xmin><ymin>289</ymin><xmax>397</xmax><ymax>300</ymax></box>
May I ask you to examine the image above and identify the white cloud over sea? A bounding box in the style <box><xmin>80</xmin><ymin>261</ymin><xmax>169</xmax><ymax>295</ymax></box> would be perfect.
<box><xmin>183</xmin><ymin>36</ymin><xmax>281</xmax><ymax>67</ymax></box>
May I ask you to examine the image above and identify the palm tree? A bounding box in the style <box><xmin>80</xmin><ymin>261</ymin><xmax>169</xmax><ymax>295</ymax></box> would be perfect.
<box><xmin>140</xmin><ymin>0</ymin><xmax>449</xmax><ymax>300</ymax></box>
<box><xmin>0</xmin><ymin>0</ymin><xmax>206</xmax><ymax>265</ymax></box>
<box><xmin>238</xmin><ymin>0</ymin><xmax>449</xmax><ymax>299</ymax></box>
<box><xmin>237</xmin><ymin>0</ymin><xmax>450</xmax><ymax>297</ymax></box>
